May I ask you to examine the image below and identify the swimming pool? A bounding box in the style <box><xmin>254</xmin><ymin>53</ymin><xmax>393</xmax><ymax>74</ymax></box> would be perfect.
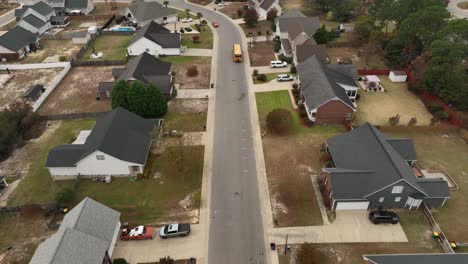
<box><xmin>111</xmin><ymin>27</ymin><xmax>135</xmax><ymax>32</ymax></box>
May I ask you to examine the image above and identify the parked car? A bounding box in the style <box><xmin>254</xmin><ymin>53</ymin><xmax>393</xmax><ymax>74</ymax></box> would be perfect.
<box><xmin>212</xmin><ymin>21</ymin><xmax>219</xmax><ymax>27</ymax></box>
<box><xmin>270</xmin><ymin>60</ymin><xmax>288</xmax><ymax>68</ymax></box>
<box><xmin>159</xmin><ymin>224</ymin><xmax>191</xmax><ymax>239</ymax></box>
<box><xmin>214</xmin><ymin>0</ymin><xmax>221</xmax><ymax>3</ymax></box>
<box><xmin>218</xmin><ymin>2</ymin><xmax>228</xmax><ymax>6</ymax></box>
<box><xmin>181</xmin><ymin>17</ymin><xmax>193</xmax><ymax>23</ymax></box>
<box><xmin>369</xmin><ymin>210</ymin><xmax>399</xmax><ymax>224</ymax></box>
<box><xmin>184</xmin><ymin>27</ymin><xmax>193</xmax><ymax>32</ymax></box>
<box><xmin>277</xmin><ymin>74</ymin><xmax>294</xmax><ymax>82</ymax></box>
<box><xmin>120</xmin><ymin>225</ymin><xmax>156</xmax><ymax>240</ymax></box>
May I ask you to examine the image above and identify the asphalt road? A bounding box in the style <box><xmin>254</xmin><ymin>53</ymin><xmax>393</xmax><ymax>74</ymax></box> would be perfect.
<box><xmin>165</xmin><ymin>1</ymin><xmax>267</xmax><ymax>263</ymax></box>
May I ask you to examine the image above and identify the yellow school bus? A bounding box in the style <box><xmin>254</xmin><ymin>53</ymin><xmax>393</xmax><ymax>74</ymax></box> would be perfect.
<box><xmin>233</xmin><ymin>44</ymin><xmax>242</xmax><ymax>62</ymax></box>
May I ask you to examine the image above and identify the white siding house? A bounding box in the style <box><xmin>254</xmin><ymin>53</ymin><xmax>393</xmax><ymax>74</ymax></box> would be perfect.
<box><xmin>127</xmin><ymin>37</ymin><xmax>180</xmax><ymax>56</ymax></box>
<box><xmin>127</xmin><ymin>21</ymin><xmax>181</xmax><ymax>57</ymax></box>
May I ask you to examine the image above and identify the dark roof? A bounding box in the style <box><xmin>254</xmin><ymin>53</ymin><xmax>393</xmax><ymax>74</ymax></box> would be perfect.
<box><xmin>129</xmin><ymin>21</ymin><xmax>180</xmax><ymax>48</ymax></box>
<box><xmin>326</xmin><ymin>64</ymin><xmax>359</xmax><ymax>79</ymax></box>
<box><xmin>65</xmin><ymin>0</ymin><xmax>90</xmax><ymax>9</ymax></box>
<box><xmin>416</xmin><ymin>180</ymin><xmax>450</xmax><ymax>198</ymax></box>
<box><xmin>297</xmin><ymin>55</ymin><xmax>356</xmax><ymax>110</ymax></box>
<box><xmin>295</xmin><ymin>44</ymin><xmax>328</xmax><ymax>63</ymax></box>
<box><xmin>118</xmin><ymin>52</ymin><xmax>172</xmax><ymax>79</ymax></box>
<box><xmin>22</xmin><ymin>84</ymin><xmax>44</xmax><ymax>99</ymax></box>
<box><xmin>30</xmin><ymin>197</ymin><xmax>120</xmax><ymax>264</ymax></box>
<box><xmin>50</xmin><ymin>15</ymin><xmax>68</xmax><ymax>22</ymax></box>
<box><xmin>126</xmin><ymin>0</ymin><xmax>176</xmax><ymax>23</ymax></box>
<box><xmin>277</xmin><ymin>10</ymin><xmax>320</xmax><ymax>37</ymax></box>
<box><xmin>0</xmin><ymin>26</ymin><xmax>38</xmax><ymax>52</ymax></box>
<box><xmin>22</xmin><ymin>14</ymin><xmax>47</xmax><ymax>28</ymax></box>
<box><xmin>363</xmin><ymin>253</ymin><xmax>468</xmax><ymax>264</ymax></box>
<box><xmin>97</xmin><ymin>82</ymin><xmax>115</xmax><ymax>92</ymax></box>
<box><xmin>387</xmin><ymin>139</ymin><xmax>417</xmax><ymax>161</ymax></box>
<box><xmin>280</xmin><ymin>39</ymin><xmax>292</xmax><ymax>53</ymax></box>
<box><xmin>325</xmin><ymin>123</ymin><xmax>450</xmax><ymax>199</ymax></box>
<box><xmin>259</xmin><ymin>0</ymin><xmax>276</xmax><ymax>10</ymax></box>
<box><xmin>279</xmin><ymin>9</ymin><xmax>306</xmax><ymax>18</ymax></box>
<box><xmin>112</xmin><ymin>68</ymin><xmax>126</xmax><ymax>79</ymax></box>
<box><xmin>46</xmin><ymin>108</ymin><xmax>157</xmax><ymax>167</ymax></box>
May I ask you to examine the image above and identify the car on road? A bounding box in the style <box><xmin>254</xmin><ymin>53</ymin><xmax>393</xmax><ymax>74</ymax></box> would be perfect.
<box><xmin>277</xmin><ymin>74</ymin><xmax>294</xmax><ymax>81</ymax></box>
<box><xmin>369</xmin><ymin>210</ymin><xmax>399</xmax><ymax>224</ymax></box>
<box><xmin>184</xmin><ymin>27</ymin><xmax>193</xmax><ymax>32</ymax></box>
<box><xmin>212</xmin><ymin>21</ymin><xmax>219</xmax><ymax>27</ymax></box>
<box><xmin>270</xmin><ymin>60</ymin><xmax>288</xmax><ymax>68</ymax></box>
<box><xmin>120</xmin><ymin>225</ymin><xmax>156</xmax><ymax>240</ymax></box>
<box><xmin>159</xmin><ymin>223</ymin><xmax>191</xmax><ymax>239</ymax></box>
<box><xmin>181</xmin><ymin>17</ymin><xmax>193</xmax><ymax>23</ymax></box>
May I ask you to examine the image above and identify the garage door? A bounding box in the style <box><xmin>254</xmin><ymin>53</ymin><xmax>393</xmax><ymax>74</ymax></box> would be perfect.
<box><xmin>335</xmin><ymin>201</ymin><xmax>370</xmax><ymax>210</ymax></box>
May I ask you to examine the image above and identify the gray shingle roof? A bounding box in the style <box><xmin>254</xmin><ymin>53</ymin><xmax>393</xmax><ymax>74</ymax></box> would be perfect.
<box><xmin>297</xmin><ymin>55</ymin><xmax>356</xmax><ymax>111</ymax></box>
<box><xmin>45</xmin><ymin>107</ymin><xmax>156</xmax><ymax>167</ymax></box>
<box><xmin>326</xmin><ymin>64</ymin><xmax>359</xmax><ymax>79</ymax></box>
<box><xmin>126</xmin><ymin>0</ymin><xmax>176</xmax><ymax>23</ymax></box>
<box><xmin>277</xmin><ymin>10</ymin><xmax>320</xmax><ymax>37</ymax></box>
<box><xmin>129</xmin><ymin>21</ymin><xmax>180</xmax><ymax>48</ymax></box>
<box><xmin>22</xmin><ymin>14</ymin><xmax>47</xmax><ymax>28</ymax></box>
<box><xmin>259</xmin><ymin>0</ymin><xmax>275</xmax><ymax>10</ymax></box>
<box><xmin>0</xmin><ymin>26</ymin><xmax>38</xmax><ymax>52</ymax></box>
<box><xmin>363</xmin><ymin>253</ymin><xmax>468</xmax><ymax>264</ymax></box>
<box><xmin>295</xmin><ymin>43</ymin><xmax>328</xmax><ymax>63</ymax></box>
<box><xmin>31</xmin><ymin>1</ymin><xmax>55</xmax><ymax>16</ymax></box>
<box><xmin>387</xmin><ymin>139</ymin><xmax>417</xmax><ymax>161</ymax></box>
<box><xmin>65</xmin><ymin>0</ymin><xmax>90</xmax><ymax>9</ymax></box>
<box><xmin>325</xmin><ymin>123</ymin><xmax>449</xmax><ymax>199</ymax></box>
<box><xmin>30</xmin><ymin>198</ymin><xmax>120</xmax><ymax>264</ymax></box>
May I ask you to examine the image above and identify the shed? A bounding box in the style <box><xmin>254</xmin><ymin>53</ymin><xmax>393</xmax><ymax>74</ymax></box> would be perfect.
<box><xmin>22</xmin><ymin>84</ymin><xmax>45</xmax><ymax>102</ymax></box>
<box><xmin>389</xmin><ymin>70</ymin><xmax>407</xmax><ymax>82</ymax></box>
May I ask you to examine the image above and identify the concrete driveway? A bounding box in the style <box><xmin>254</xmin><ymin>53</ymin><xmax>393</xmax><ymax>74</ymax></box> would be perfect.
<box><xmin>268</xmin><ymin>210</ymin><xmax>408</xmax><ymax>244</ymax></box>
<box><xmin>112</xmin><ymin>224</ymin><xmax>204</xmax><ymax>264</ymax></box>
<box><xmin>447</xmin><ymin>0</ymin><xmax>468</xmax><ymax>18</ymax></box>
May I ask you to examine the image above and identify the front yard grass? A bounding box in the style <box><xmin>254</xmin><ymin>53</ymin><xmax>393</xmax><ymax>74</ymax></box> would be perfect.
<box><xmin>161</xmin><ymin>56</ymin><xmax>212</xmax><ymax>89</ymax></box>
<box><xmin>163</xmin><ymin>111</ymin><xmax>207</xmax><ymax>132</ymax></box>
<box><xmin>257</xmin><ymin>90</ymin><xmax>344</xmax><ymax>227</ymax></box>
<box><xmin>354</xmin><ymin>76</ymin><xmax>432</xmax><ymax>126</ymax></box>
<box><xmin>80</xmin><ymin>35</ymin><xmax>132</xmax><ymax>61</ymax></box>
<box><xmin>253</xmin><ymin>72</ymin><xmax>295</xmax><ymax>84</ymax></box>
<box><xmin>181</xmin><ymin>25</ymin><xmax>213</xmax><ymax>49</ymax></box>
<box><xmin>383</xmin><ymin>128</ymin><xmax>468</xmax><ymax>248</ymax></box>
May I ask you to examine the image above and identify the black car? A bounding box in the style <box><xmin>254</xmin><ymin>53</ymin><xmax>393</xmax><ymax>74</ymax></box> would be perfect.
<box><xmin>369</xmin><ymin>210</ymin><xmax>399</xmax><ymax>224</ymax></box>
<box><xmin>184</xmin><ymin>27</ymin><xmax>193</xmax><ymax>32</ymax></box>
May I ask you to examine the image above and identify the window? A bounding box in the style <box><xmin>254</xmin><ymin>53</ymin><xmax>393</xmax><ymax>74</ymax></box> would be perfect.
<box><xmin>395</xmin><ymin>197</ymin><xmax>401</xmax><ymax>202</ymax></box>
<box><xmin>379</xmin><ymin>197</ymin><xmax>384</xmax><ymax>202</ymax></box>
<box><xmin>96</xmin><ymin>155</ymin><xmax>105</xmax><ymax>160</ymax></box>
<box><xmin>392</xmin><ymin>186</ymin><xmax>403</xmax><ymax>194</ymax></box>
<box><xmin>346</xmin><ymin>113</ymin><xmax>352</xmax><ymax>120</ymax></box>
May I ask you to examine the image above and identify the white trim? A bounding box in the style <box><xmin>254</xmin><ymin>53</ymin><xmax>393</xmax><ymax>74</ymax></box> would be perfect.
<box><xmin>309</xmin><ymin>96</ymin><xmax>356</xmax><ymax>112</ymax></box>
<box><xmin>363</xmin><ymin>179</ymin><xmax>428</xmax><ymax>198</ymax></box>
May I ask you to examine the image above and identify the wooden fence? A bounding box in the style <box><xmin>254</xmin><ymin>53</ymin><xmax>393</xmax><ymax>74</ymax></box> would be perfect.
<box><xmin>41</xmin><ymin>111</ymin><xmax>110</xmax><ymax>120</ymax></box>
<box><xmin>421</xmin><ymin>204</ymin><xmax>455</xmax><ymax>253</ymax></box>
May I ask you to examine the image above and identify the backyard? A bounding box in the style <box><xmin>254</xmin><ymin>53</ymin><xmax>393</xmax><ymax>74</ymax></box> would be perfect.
<box><xmin>256</xmin><ymin>90</ymin><xmax>344</xmax><ymax>226</ymax></box>
<box><xmin>383</xmin><ymin>126</ymin><xmax>468</xmax><ymax>248</ymax></box>
<box><xmin>278</xmin><ymin>210</ymin><xmax>442</xmax><ymax>263</ymax></box>
<box><xmin>326</xmin><ymin>47</ymin><xmax>387</xmax><ymax>70</ymax></box>
<box><xmin>249</xmin><ymin>41</ymin><xmax>276</xmax><ymax>67</ymax></box>
<box><xmin>7</xmin><ymin>119</ymin><xmax>205</xmax><ymax>224</ymax></box>
<box><xmin>79</xmin><ymin>34</ymin><xmax>132</xmax><ymax>61</ymax></box>
<box><xmin>181</xmin><ymin>24</ymin><xmax>213</xmax><ymax>49</ymax></box>
<box><xmin>161</xmin><ymin>56</ymin><xmax>211</xmax><ymax>89</ymax></box>
<box><xmin>38</xmin><ymin>66</ymin><xmax>114</xmax><ymax>115</ymax></box>
<box><xmin>354</xmin><ymin>76</ymin><xmax>432</xmax><ymax>126</ymax></box>
<box><xmin>21</xmin><ymin>39</ymin><xmax>82</xmax><ymax>63</ymax></box>
<box><xmin>280</xmin><ymin>0</ymin><xmax>317</xmax><ymax>16</ymax></box>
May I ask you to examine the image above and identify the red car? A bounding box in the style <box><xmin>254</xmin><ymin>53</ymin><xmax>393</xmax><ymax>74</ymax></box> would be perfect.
<box><xmin>212</xmin><ymin>21</ymin><xmax>219</xmax><ymax>27</ymax></box>
<box><xmin>120</xmin><ymin>225</ymin><xmax>156</xmax><ymax>241</ymax></box>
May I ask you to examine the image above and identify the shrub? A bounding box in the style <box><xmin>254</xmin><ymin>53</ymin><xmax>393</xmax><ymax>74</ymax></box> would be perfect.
<box><xmin>290</xmin><ymin>64</ymin><xmax>297</xmax><ymax>74</ymax></box>
<box><xmin>256</xmin><ymin>74</ymin><xmax>267</xmax><ymax>82</ymax></box>
<box><xmin>187</xmin><ymin>65</ymin><xmax>199</xmax><ymax>77</ymax></box>
<box><xmin>56</xmin><ymin>187</ymin><xmax>74</xmax><ymax>204</ymax></box>
<box><xmin>113</xmin><ymin>259</ymin><xmax>128</xmax><ymax>264</ymax></box>
<box><xmin>253</xmin><ymin>69</ymin><xmax>259</xmax><ymax>76</ymax></box>
<box><xmin>427</xmin><ymin>101</ymin><xmax>444</xmax><ymax>113</ymax></box>
<box><xmin>388</xmin><ymin>114</ymin><xmax>401</xmax><ymax>126</ymax></box>
<box><xmin>435</xmin><ymin>110</ymin><xmax>449</xmax><ymax>120</ymax></box>
<box><xmin>299</xmin><ymin>107</ymin><xmax>307</xmax><ymax>117</ymax></box>
<box><xmin>407</xmin><ymin>117</ymin><xmax>417</xmax><ymax>126</ymax></box>
<box><xmin>266</xmin><ymin>108</ymin><xmax>293</xmax><ymax>135</ymax></box>
<box><xmin>355</xmin><ymin>93</ymin><xmax>361</xmax><ymax>100</ymax></box>
<box><xmin>266</xmin><ymin>7</ymin><xmax>278</xmax><ymax>21</ymax></box>
<box><xmin>257</xmin><ymin>31</ymin><xmax>262</xmax><ymax>36</ymax></box>
<box><xmin>274</xmin><ymin>41</ymin><xmax>281</xmax><ymax>52</ymax></box>
<box><xmin>237</xmin><ymin>8</ymin><xmax>243</xmax><ymax>18</ymax></box>
<box><xmin>292</xmin><ymin>83</ymin><xmax>298</xmax><ymax>89</ymax></box>
<box><xmin>292</xmin><ymin>89</ymin><xmax>299</xmax><ymax>95</ymax></box>
<box><xmin>58</xmin><ymin>55</ymin><xmax>67</xmax><ymax>62</ymax></box>
<box><xmin>277</xmin><ymin>54</ymin><xmax>293</xmax><ymax>64</ymax></box>
<box><xmin>192</xmin><ymin>35</ymin><xmax>200</xmax><ymax>43</ymax></box>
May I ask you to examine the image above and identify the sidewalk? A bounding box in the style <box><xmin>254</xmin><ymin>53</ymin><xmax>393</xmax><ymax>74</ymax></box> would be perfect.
<box><xmin>182</xmin><ymin>48</ymin><xmax>213</xmax><ymax>57</ymax></box>
<box><xmin>252</xmin><ymin>80</ymin><xmax>291</xmax><ymax>92</ymax></box>
<box><xmin>252</xmin><ymin>65</ymin><xmax>291</xmax><ymax>74</ymax></box>
<box><xmin>177</xmin><ymin>88</ymin><xmax>212</xmax><ymax>98</ymax></box>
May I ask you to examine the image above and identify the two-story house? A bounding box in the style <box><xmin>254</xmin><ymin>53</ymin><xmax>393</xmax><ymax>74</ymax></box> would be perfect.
<box><xmin>15</xmin><ymin>1</ymin><xmax>69</xmax><ymax>34</ymax></box>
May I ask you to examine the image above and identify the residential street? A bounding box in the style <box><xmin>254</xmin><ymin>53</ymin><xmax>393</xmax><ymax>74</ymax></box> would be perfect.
<box><xmin>163</xmin><ymin>1</ymin><xmax>267</xmax><ymax>263</ymax></box>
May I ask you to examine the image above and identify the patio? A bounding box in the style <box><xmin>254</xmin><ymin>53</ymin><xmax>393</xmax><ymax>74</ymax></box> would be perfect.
<box><xmin>358</xmin><ymin>75</ymin><xmax>385</xmax><ymax>92</ymax></box>
<box><xmin>412</xmin><ymin>163</ymin><xmax>458</xmax><ymax>189</ymax></box>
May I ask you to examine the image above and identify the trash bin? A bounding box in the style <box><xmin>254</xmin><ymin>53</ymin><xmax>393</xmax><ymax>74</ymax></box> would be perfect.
<box><xmin>270</xmin><ymin>243</ymin><xmax>276</xmax><ymax>250</ymax></box>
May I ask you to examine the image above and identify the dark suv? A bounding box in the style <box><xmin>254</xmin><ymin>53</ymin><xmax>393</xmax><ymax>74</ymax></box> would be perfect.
<box><xmin>369</xmin><ymin>210</ymin><xmax>399</xmax><ymax>224</ymax></box>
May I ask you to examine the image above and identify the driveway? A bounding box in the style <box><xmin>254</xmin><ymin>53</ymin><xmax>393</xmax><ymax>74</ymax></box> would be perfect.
<box><xmin>253</xmin><ymin>80</ymin><xmax>294</xmax><ymax>92</ymax></box>
<box><xmin>447</xmin><ymin>0</ymin><xmax>468</xmax><ymax>18</ymax></box>
<box><xmin>268</xmin><ymin>210</ymin><xmax>408</xmax><ymax>244</ymax></box>
<box><xmin>112</xmin><ymin>224</ymin><xmax>204</xmax><ymax>263</ymax></box>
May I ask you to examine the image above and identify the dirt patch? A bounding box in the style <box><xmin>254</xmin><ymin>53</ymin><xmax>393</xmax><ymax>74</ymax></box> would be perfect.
<box><xmin>171</xmin><ymin>58</ymin><xmax>211</xmax><ymax>89</ymax></box>
<box><xmin>263</xmin><ymin>134</ymin><xmax>326</xmax><ymax>227</ymax></box>
<box><xmin>168</xmin><ymin>99</ymin><xmax>208</xmax><ymax>114</ymax></box>
<box><xmin>0</xmin><ymin>68</ymin><xmax>62</xmax><ymax>109</ymax></box>
<box><xmin>38</xmin><ymin>66</ymin><xmax>114</xmax><ymax>115</ymax></box>
<box><xmin>22</xmin><ymin>40</ymin><xmax>83</xmax><ymax>63</ymax></box>
<box><xmin>219</xmin><ymin>2</ymin><xmax>247</xmax><ymax>19</ymax></box>
<box><xmin>249</xmin><ymin>41</ymin><xmax>276</xmax><ymax>67</ymax></box>
<box><xmin>326</xmin><ymin>47</ymin><xmax>387</xmax><ymax>69</ymax></box>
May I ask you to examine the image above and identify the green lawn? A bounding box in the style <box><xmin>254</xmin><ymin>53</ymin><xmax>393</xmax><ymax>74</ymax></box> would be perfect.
<box><xmin>253</xmin><ymin>73</ymin><xmax>295</xmax><ymax>84</ymax></box>
<box><xmin>80</xmin><ymin>35</ymin><xmax>132</xmax><ymax>61</ymax></box>
<box><xmin>255</xmin><ymin>90</ymin><xmax>344</xmax><ymax>135</ymax></box>
<box><xmin>73</xmin><ymin>146</ymin><xmax>204</xmax><ymax>224</ymax></box>
<box><xmin>163</xmin><ymin>111</ymin><xmax>207</xmax><ymax>132</ymax></box>
<box><xmin>172</xmin><ymin>8</ymin><xmax>197</xmax><ymax>19</ymax></box>
<box><xmin>9</xmin><ymin>119</ymin><xmax>95</xmax><ymax>206</ymax></box>
<box><xmin>181</xmin><ymin>25</ymin><xmax>213</xmax><ymax>49</ymax></box>
<box><xmin>160</xmin><ymin>55</ymin><xmax>206</xmax><ymax>64</ymax></box>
